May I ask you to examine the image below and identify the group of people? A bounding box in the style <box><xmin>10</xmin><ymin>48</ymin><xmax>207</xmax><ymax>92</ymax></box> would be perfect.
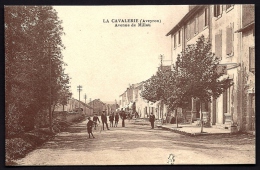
<box><xmin>86</xmin><ymin>109</ymin><xmax>127</xmax><ymax>138</ymax></box>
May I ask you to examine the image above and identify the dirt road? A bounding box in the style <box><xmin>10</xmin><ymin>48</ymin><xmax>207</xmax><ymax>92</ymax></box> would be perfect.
<box><xmin>15</xmin><ymin>120</ymin><xmax>255</xmax><ymax>165</ymax></box>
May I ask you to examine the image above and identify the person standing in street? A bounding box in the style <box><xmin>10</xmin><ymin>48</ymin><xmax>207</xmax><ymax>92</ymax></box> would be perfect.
<box><xmin>121</xmin><ymin>109</ymin><xmax>126</xmax><ymax>127</ymax></box>
<box><xmin>149</xmin><ymin>112</ymin><xmax>155</xmax><ymax>129</ymax></box>
<box><xmin>114</xmin><ymin>112</ymin><xmax>119</xmax><ymax>127</ymax></box>
<box><xmin>87</xmin><ymin>117</ymin><xmax>95</xmax><ymax>138</ymax></box>
<box><xmin>109</xmin><ymin>113</ymin><xmax>114</xmax><ymax>127</ymax></box>
<box><xmin>101</xmin><ymin>111</ymin><xmax>110</xmax><ymax>130</ymax></box>
<box><xmin>93</xmin><ymin>113</ymin><xmax>100</xmax><ymax>130</ymax></box>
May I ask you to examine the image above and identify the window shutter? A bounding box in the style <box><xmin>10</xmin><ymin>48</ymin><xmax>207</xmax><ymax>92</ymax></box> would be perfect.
<box><xmin>226</xmin><ymin>26</ymin><xmax>233</xmax><ymax>55</ymax></box>
<box><xmin>198</xmin><ymin>10</ymin><xmax>204</xmax><ymax>32</ymax></box>
<box><xmin>214</xmin><ymin>5</ymin><xmax>218</xmax><ymax>17</ymax></box>
<box><xmin>249</xmin><ymin>47</ymin><xmax>255</xmax><ymax>73</ymax></box>
<box><xmin>215</xmin><ymin>32</ymin><xmax>222</xmax><ymax>59</ymax></box>
<box><xmin>205</xmin><ymin>8</ymin><xmax>208</xmax><ymax>26</ymax></box>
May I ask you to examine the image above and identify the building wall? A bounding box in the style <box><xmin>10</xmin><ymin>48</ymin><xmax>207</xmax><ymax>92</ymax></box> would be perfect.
<box><xmin>170</xmin><ymin>5</ymin><xmax>210</xmax><ymax>122</ymax></box>
<box><xmin>211</xmin><ymin>5</ymin><xmax>242</xmax><ymax>128</ymax></box>
<box><xmin>241</xmin><ymin>28</ymin><xmax>255</xmax><ymax>131</ymax></box>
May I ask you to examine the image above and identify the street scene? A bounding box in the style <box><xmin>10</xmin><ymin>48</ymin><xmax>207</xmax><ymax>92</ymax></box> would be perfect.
<box><xmin>15</xmin><ymin>120</ymin><xmax>255</xmax><ymax>165</ymax></box>
<box><xmin>5</xmin><ymin>5</ymin><xmax>255</xmax><ymax>165</ymax></box>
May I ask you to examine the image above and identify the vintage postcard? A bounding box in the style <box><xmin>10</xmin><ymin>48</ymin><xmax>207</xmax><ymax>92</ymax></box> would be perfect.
<box><xmin>5</xmin><ymin>5</ymin><xmax>255</xmax><ymax>165</ymax></box>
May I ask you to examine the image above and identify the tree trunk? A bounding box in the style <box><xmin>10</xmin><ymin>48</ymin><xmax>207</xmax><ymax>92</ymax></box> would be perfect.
<box><xmin>175</xmin><ymin>109</ymin><xmax>178</xmax><ymax>128</ymax></box>
<box><xmin>200</xmin><ymin>101</ymin><xmax>203</xmax><ymax>133</ymax></box>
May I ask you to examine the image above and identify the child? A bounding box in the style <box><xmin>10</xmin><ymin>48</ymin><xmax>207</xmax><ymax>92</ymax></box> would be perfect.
<box><xmin>87</xmin><ymin>117</ymin><xmax>95</xmax><ymax>138</ymax></box>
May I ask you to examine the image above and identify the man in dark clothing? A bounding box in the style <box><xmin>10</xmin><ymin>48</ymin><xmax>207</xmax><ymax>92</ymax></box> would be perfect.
<box><xmin>109</xmin><ymin>113</ymin><xmax>114</xmax><ymax>127</ymax></box>
<box><xmin>149</xmin><ymin>112</ymin><xmax>155</xmax><ymax>129</ymax></box>
<box><xmin>93</xmin><ymin>113</ymin><xmax>100</xmax><ymax>130</ymax></box>
<box><xmin>121</xmin><ymin>109</ymin><xmax>126</xmax><ymax>127</ymax></box>
<box><xmin>87</xmin><ymin>117</ymin><xmax>95</xmax><ymax>138</ymax></box>
<box><xmin>114</xmin><ymin>113</ymin><xmax>119</xmax><ymax>127</ymax></box>
<box><xmin>101</xmin><ymin>111</ymin><xmax>110</xmax><ymax>130</ymax></box>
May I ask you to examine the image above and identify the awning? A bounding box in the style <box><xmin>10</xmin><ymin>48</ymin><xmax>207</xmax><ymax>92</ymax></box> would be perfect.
<box><xmin>235</xmin><ymin>22</ymin><xmax>254</xmax><ymax>33</ymax></box>
<box><xmin>217</xmin><ymin>75</ymin><xmax>229</xmax><ymax>81</ymax></box>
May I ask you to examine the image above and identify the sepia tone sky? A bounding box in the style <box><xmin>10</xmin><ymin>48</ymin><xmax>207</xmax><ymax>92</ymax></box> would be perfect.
<box><xmin>54</xmin><ymin>5</ymin><xmax>188</xmax><ymax>103</ymax></box>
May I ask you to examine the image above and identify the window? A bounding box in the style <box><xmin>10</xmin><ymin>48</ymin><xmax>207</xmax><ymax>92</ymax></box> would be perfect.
<box><xmin>186</xmin><ymin>23</ymin><xmax>190</xmax><ymax>40</ymax></box>
<box><xmin>198</xmin><ymin>10</ymin><xmax>204</xmax><ymax>32</ymax></box>
<box><xmin>226</xmin><ymin>24</ymin><xmax>234</xmax><ymax>56</ymax></box>
<box><xmin>215</xmin><ymin>31</ymin><xmax>222</xmax><ymax>59</ymax></box>
<box><xmin>226</xmin><ymin>4</ymin><xmax>232</xmax><ymax>10</ymax></box>
<box><xmin>249</xmin><ymin>47</ymin><xmax>255</xmax><ymax>73</ymax></box>
<box><xmin>190</xmin><ymin>18</ymin><xmax>195</xmax><ymax>37</ymax></box>
<box><xmin>195</xmin><ymin>16</ymin><xmax>198</xmax><ymax>34</ymax></box>
<box><xmin>178</xmin><ymin>30</ymin><xmax>181</xmax><ymax>45</ymax></box>
<box><xmin>204</xmin><ymin>7</ymin><xmax>208</xmax><ymax>26</ymax></box>
<box><xmin>214</xmin><ymin>5</ymin><xmax>223</xmax><ymax>17</ymax></box>
<box><xmin>173</xmin><ymin>34</ymin><xmax>176</xmax><ymax>48</ymax></box>
<box><xmin>184</xmin><ymin>25</ymin><xmax>187</xmax><ymax>40</ymax></box>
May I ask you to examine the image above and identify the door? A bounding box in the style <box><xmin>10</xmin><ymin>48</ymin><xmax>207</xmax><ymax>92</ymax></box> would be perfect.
<box><xmin>250</xmin><ymin>94</ymin><xmax>255</xmax><ymax>131</ymax></box>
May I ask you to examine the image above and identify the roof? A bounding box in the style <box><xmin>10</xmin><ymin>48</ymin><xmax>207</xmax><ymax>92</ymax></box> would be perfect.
<box><xmin>166</xmin><ymin>5</ymin><xmax>205</xmax><ymax>36</ymax></box>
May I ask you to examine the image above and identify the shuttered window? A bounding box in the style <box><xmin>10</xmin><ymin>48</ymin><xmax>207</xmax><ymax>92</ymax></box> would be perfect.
<box><xmin>190</xmin><ymin>19</ymin><xmax>194</xmax><ymax>37</ymax></box>
<box><xmin>195</xmin><ymin>16</ymin><xmax>198</xmax><ymax>34</ymax></box>
<box><xmin>205</xmin><ymin>7</ymin><xmax>208</xmax><ymax>26</ymax></box>
<box><xmin>184</xmin><ymin>25</ymin><xmax>188</xmax><ymax>40</ymax></box>
<box><xmin>186</xmin><ymin>23</ymin><xmax>190</xmax><ymax>40</ymax></box>
<box><xmin>249</xmin><ymin>47</ymin><xmax>255</xmax><ymax>73</ymax></box>
<box><xmin>178</xmin><ymin>30</ymin><xmax>181</xmax><ymax>45</ymax></box>
<box><xmin>214</xmin><ymin>5</ymin><xmax>223</xmax><ymax>17</ymax></box>
<box><xmin>174</xmin><ymin>34</ymin><xmax>176</xmax><ymax>48</ymax></box>
<box><xmin>198</xmin><ymin>10</ymin><xmax>204</xmax><ymax>32</ymax></box>
<box><xmin>226</xmin><ymin>25</ymin><xmax>233</xmax><ymax>55</ymax></box>
<box><xmin>215</xmin><ymin>32</ymin><xmax>222</xmax><ymax>59</ymax></box>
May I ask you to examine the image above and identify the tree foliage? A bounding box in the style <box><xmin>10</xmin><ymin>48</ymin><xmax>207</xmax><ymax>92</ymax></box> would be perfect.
<box><xmin>176</xmin><ymin>35</ymin><xmax>233</xmax><ymax>103</ymax></box>
<box><xmin>140</xmin><ymin>35</ymin><xmax>233</xmax><ymax>130</ymax></box>
<box><xmin>5</xmin><ymin>6</ymin><xmax>70</xmax><ymax>136</ymax></box>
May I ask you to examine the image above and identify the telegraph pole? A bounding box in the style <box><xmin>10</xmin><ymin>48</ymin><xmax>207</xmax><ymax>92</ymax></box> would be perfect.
<box><xmin>158</xmin><ymin>54</ymin><xmax>164</xmax><ymax>124</ymax></box>
<box><xmin>84</xmin><ymin>93</ymin><xmax>87</xmax><ymax>115</ymax></box>
<box><xmin>159</xmin><ymin>54</ymin><xmax>164</xmax><ymax>70</ymax></box>
<box><xmin>77</xmin><ymin>85</ymin><xmax>82</xmax><ymax>108</ymax></box>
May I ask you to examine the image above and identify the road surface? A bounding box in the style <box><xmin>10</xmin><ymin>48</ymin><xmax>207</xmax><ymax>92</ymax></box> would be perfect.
<box><xmin>15</xmin><ymin>120</ymin><xmax>255</xmax><ymax>165</ymax></box>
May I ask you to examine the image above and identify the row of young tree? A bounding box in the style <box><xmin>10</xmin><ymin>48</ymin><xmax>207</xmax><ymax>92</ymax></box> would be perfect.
<box><xmin>5</xmin><ymin>6</ymin><xmax>71</xmax><ymax>137</ymax></box>
<box><xmin>141</xmin><ymin>36</ymin><xmax>233</xmax><ymax>132</ymax></box>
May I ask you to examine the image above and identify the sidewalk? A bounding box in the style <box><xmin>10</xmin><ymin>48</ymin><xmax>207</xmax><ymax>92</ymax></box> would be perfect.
<box><xmin>157</xmin><ymin>123</ymin><xmax>230</xmax><ymax>136</ymax></box>
<box><xmin>133</xmin><ymin>118</ymin><xmax>230</xmax><ymax>136</ymax></box>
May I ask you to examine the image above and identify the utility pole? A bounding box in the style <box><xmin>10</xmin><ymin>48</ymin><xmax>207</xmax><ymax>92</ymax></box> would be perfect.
<box><xmin>159</xmin><ymin>54</ymin><xmax>164</xmax><ymax>71</ymax></box>
<box><xmin>84</xmin><ymin>93</ymin><xmax>87</xmax><ymax>115</ymax></box>
<box><xmin>77</xmin><ymin>85</ymin><xmax>82</xmax><ymax>108</ymax></box>
<box><xmin>43</xmin><ymin>43</ymin><xmax>54</xmax><ymax>133</ymax></box>
<box><xmin>158</xmin><ymin>54</ymin><xmax>164</xmax><ymax>124</ymax></box>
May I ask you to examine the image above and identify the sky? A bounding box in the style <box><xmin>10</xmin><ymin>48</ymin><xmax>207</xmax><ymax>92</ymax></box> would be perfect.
<box><xmin>54</xmin><ymin>5</ymin><xmax>188</xmax><ymax>103</ymax></box>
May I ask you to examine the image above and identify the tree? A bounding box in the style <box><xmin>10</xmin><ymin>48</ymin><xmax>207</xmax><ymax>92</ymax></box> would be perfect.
<box><xmin>175</xmin><ymin>35</ymin><xmax>233</xmax><ymax>132</ymax></box>
<box><xmin>5</xmin><ymin>6</ymin><xmax>70</xmax><ymax>136</ymax></box>
<box><xmin>140</xmin><ymin>68</ymin><xmax>172</xmax><ymax>124</ymax></box>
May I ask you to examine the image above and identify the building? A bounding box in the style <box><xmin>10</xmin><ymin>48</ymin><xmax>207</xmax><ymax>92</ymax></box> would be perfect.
<box><xmin>166</xmin><ymin>5</ymin><xmax>255</xmax><ymax>132</ymax></box>
<box><xmin>88</xmin><ymin>99</ymin><xmax>106</xmax><ymax>116</ymax></box>
<box><xmin>166</xmin><ymin>5</ymin><xmax>211</xmax><ymax>123</ymax></box>
<box><xmin>56</xmin><ymin>98</ymin><xmax>93</xmax><ymax>116</ymax></box>
<box><xmin>234</xmin><ymin>4</ymin><xmax>255</xmax><ymax>131</ymax></box>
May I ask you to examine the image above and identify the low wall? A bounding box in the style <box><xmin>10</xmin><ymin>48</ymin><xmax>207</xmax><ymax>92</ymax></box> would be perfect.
<box><xmin>53</xmin><ymin>111</ymin><xmax>85</xmax><ymax>122</ymax></box>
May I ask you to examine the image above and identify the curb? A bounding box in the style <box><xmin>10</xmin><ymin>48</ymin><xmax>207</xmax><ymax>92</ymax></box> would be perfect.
<box><xmin>157</xmin><ymin>125</ymin><xmax>230</xmax><ymax>137</ymax></box>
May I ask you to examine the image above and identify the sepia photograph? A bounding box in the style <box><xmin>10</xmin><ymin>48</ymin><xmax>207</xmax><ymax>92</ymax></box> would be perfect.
<box><xmin>5</xmin><ymin>4</ymin><xmax>255</xmax><ymax>165</ymax></box>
